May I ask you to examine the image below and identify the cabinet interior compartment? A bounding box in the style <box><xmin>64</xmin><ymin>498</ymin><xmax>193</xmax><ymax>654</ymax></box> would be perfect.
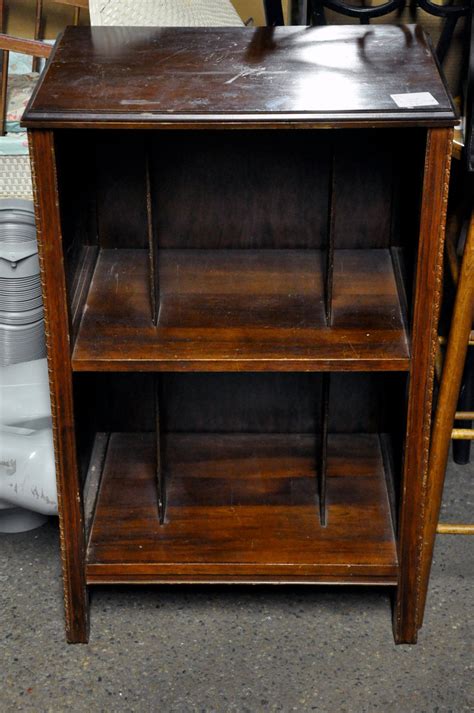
<box><xmin>55</xmin><ymin>126</ymin><xmax>424</xmax><ymax>585</ymax></box>
<box><xmin>76</xmin><ymin>371</ymin><xmax>406</xmax><ymax>585</ymax></box>
<box><xmin>55</xmin><ymin>127</ymin><xmax>425</xmax><ymax>372</ymax></box>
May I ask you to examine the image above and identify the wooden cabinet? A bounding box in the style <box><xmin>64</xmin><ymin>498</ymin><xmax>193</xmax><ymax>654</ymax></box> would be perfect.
<box><xmin>23</xmin><ymin>24</ymin><xmax>456</xmax><ymax>643</ymax></box>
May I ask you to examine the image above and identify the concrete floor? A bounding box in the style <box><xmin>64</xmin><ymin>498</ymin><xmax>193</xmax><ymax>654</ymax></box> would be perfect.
<box><xmin>1</xmin><ymin>458</ymin><xmax>473</xmax><ymax>712</ymax></box>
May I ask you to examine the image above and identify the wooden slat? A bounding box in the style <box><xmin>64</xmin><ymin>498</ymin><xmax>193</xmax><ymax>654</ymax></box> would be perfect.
<box><xmin>437</xmin><ymin>523</ymin><xmax>474</xmax><ymax>535</ymax></box>
<box><xmin>32</xmin><ymin>0</ymin><xmax>44</xmax><ymax>72</ymax></box>
<box><xmin>0</xmin><ymin>34</ymin><xmax>52</xmax><ymax>58</ymax></box>
<box><xmin>0</xmin><ymin>48</ymin><xmax>7</xmax><ymax>137</ymax></box>
<box><xmin>451</xmin><ymin>428</ymin><xmax>474</xmax><ymax>439</ymax></box>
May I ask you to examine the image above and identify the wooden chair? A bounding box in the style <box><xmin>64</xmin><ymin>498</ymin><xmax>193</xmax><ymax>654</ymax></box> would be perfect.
<box><xmin>263</xmin><ymin>0</ymin><xmax>285</xmax><ymax>25</ymax></box>
<box><xmin>416</xmin><ymin>5</ymin><xmax>474</xmax><ymax>622</ymax></box>
<box><xmin>418</xmin><ymin>209</ymin><xmax>473</xmax><ymax>620</ymax></box>
<box><xmin>0</xmin><ymin>33</ymin><xmax>51</xmax><ymax>200</ymax></box>
<box><xmin>0</xmin><ymin>0</ymin><xmax>48</xmax><ymax>136</ymax></box>
<box><xmin>53</xmin><ymin>0</ymin><xmax>89</xmax><ymax>26</ymax></box>
<box><xmin>0</xmin><ymin>0</ymin><xmax>86</xmax><ymax>198</ymax></box>
<box><xmin>0</xmin><ymin>35</ymin><xmax>51</xmax><ymax>133</ymax></box>
<box><xmin>442</xmin><ymin>4</ymin><xmax>474</xmax><ymax>468</ymax></box>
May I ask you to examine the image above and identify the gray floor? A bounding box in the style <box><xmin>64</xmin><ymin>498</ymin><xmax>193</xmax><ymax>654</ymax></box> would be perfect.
<box><xmin>1</xmin><ymin>458</ymin><xmax>473</xmax><ymax>713</ymax></box>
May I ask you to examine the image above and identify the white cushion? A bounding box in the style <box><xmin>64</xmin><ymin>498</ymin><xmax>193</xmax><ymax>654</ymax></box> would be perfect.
<box><xmin>89</xmin><ymin>0</ymin><xmax>243</xmax><ymax>27</ymax></box>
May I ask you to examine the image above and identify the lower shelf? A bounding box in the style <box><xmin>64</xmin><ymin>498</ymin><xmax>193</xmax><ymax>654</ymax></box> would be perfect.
<box><xmin>86</xmin><ymin>432</ymin><xmax>398</xmax><ymax>585</ymax></box>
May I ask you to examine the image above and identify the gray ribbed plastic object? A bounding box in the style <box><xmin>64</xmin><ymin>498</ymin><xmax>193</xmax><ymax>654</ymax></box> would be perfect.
<box><xmin>0</xmin><ymin>199</ymin><xmax>46</xmax><ymax>366</ymax></box>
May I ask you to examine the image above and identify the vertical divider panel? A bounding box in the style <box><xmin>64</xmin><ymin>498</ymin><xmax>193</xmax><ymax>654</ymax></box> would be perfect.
<box><xmin>325</xmin><ymin>141</ymin><xmax>336</xmax><ymax>326</ymax></box>
<box><xmin>318</xmin><ymin>138</ymin><xmax>336</xmax><ymax>526</ymax></box>
<box><xmin>155</xmin><ymin>374</ymin><xmax>166</xmax><ymax>524</ymax></box>
<box><xmin>318</xmin><ymin>373</ymin><xmax>330</xmax><ymax>527</ymax></box>
<box><xmin>146</xmin><ymin>138</ymin><xmax>160</xmax><ymax>326</ymax></box>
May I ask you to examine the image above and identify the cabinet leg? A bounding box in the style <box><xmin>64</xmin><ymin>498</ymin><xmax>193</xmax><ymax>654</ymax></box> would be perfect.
<box><xmin>64</xmin><ymin>580</ymin><xmax>90</xmax><ymax>644</ymax></box>
<box><xmin>393</xmin><ymin>602</ymin><xmax>418</xmax><ymax>644</ymax></box>
<box><xmin>29</xmin><ymin>129</ymin><xmax>89</xmax><ymax>644</ymax></box>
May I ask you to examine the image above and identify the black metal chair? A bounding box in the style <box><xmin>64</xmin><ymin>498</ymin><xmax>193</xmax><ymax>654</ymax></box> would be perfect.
<box><xmin>276</xmin><ymin>0</ymin><xmax>471</xmax><ymax>67</ymax></box>
<box><xmin>263</xmin><ymin>0</ymin><xmax>285</xmax><ymax>25</ymax></box>
<box><xmin>452</xmin><ymin>3</ymin><xmax>474</xmax><ymax>465</ymax></box>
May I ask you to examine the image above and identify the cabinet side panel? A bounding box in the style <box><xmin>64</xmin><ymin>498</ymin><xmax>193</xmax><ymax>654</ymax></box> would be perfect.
<box><xmin>395</xmin><ymin>127</ymin><xmax>453</xmax><ymax>644</ymax></box>
<box><xmin>28</xmin><ymin>129</ymin><xmax>89</xmax><ymax>644</ymax></box>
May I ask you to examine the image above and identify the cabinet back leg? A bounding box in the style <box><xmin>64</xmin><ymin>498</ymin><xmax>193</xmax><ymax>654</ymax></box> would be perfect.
<box><xmin>394</xmin><ymin>128</ymin><xmax>453</xmax><ymax>644</ymax></box>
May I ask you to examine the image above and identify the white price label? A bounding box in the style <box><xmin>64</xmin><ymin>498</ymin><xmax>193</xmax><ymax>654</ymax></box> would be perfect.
<box><xmin>390</xmin><ymin>92</ymin><xmax>439</xmax><ymax>108</ymax></box>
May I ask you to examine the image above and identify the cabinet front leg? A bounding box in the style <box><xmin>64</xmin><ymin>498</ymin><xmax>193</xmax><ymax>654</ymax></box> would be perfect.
<box><xmin>29</xmin><ymin>129</ymin><xmax>89</xmax><ymax>644</ymax></box>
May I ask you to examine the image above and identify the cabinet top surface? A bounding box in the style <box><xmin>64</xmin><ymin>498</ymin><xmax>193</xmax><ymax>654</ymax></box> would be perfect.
<box><xmin>23</xmin><ymin>24</ymin><xmax>456</xmax><ymax>128</ymax></box>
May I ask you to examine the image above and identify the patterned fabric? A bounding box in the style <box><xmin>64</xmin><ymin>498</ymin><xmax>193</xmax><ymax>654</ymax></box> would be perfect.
<box><xmin>0</xmin><ymin>133</ymin><xmax>29</xmax><ymax>156</ymax></box>
<box><xmin>0</xmin><ymin>156</ymin><xmax>32</xmax><ymax>199</ymax></box>
<box><xmin>8</xmin><ymin>43</ymin><xmax>54</xmax><ymax>75</ymax></box>
<box><xmin>9</xmin><ymin>51</ymin><xmax>34</xmax><ymax>75</ymax></box>
<box><xmin>0</xmin><ymin>43</ymin><xmax>54</xmax><ymax>198</ymax></box>
<box><xmin>6</xmin><ymin>73</ymin><xmax>39</xmax><ymax>133</ymax></box>
<box><xmin>89</xmin><ymin>0</ymin><xmax>243</xmax><ymax>26</ymax></box>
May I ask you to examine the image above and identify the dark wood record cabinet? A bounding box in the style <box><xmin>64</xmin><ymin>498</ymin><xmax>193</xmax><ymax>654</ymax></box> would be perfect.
<box><xmin>23</xmin><ymin>24</ymin><xmax>456</xmax><ymax>643</ymax></box>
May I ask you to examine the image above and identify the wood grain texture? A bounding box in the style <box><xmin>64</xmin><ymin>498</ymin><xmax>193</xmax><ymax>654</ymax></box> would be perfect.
<box><xmin>86</xmin><ymin>432</ymin><xmax>398</xmax><ymax>583</ymax></box>
<box><xmin>0</xmin><ymin>48</ymin><xmax>7</xmax><ymax>137</ymax></box>
<box><xmin>394</xmin><ymin>127</ymin><xmax>453</xmax><ymax>644</ymax></box>
<box><xmin>28</xmin><ymin>130</ymin><xmax>89</xmax><ymax>644</ymax></box>
<box><xmin>22</xmin><ymin>25</ymin><xmax>456</xmax><ymax>129</ymax></box>
<box><xmin>72</xmin><ymin>248</ymin><xmax>410</xmax><ymax>372</ymax></box>
<box><xmin>31</xmin><ymin>0</ymin><xmax>44</xmax><ymax>72</ymax></box>
<box><xmin>0</xmin><ymin>33</ymin><xmax>52</xmax><ymax>58</ymax></box>
<box><xmin>27</xmin><ymin>24</ymin><xmax>457</xmax><ymax>643</ymax></box>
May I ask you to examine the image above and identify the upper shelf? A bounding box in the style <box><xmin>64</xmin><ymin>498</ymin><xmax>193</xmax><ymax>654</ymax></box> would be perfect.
<box><xmin>72</xmin><ymin>247</ymin><xmax>410</xmax><ymax>372</ymax></box>
<box><xmin>23</xmin><ymin>25</ymin><xmax>457</xmax><ymax>129</ymax></box>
